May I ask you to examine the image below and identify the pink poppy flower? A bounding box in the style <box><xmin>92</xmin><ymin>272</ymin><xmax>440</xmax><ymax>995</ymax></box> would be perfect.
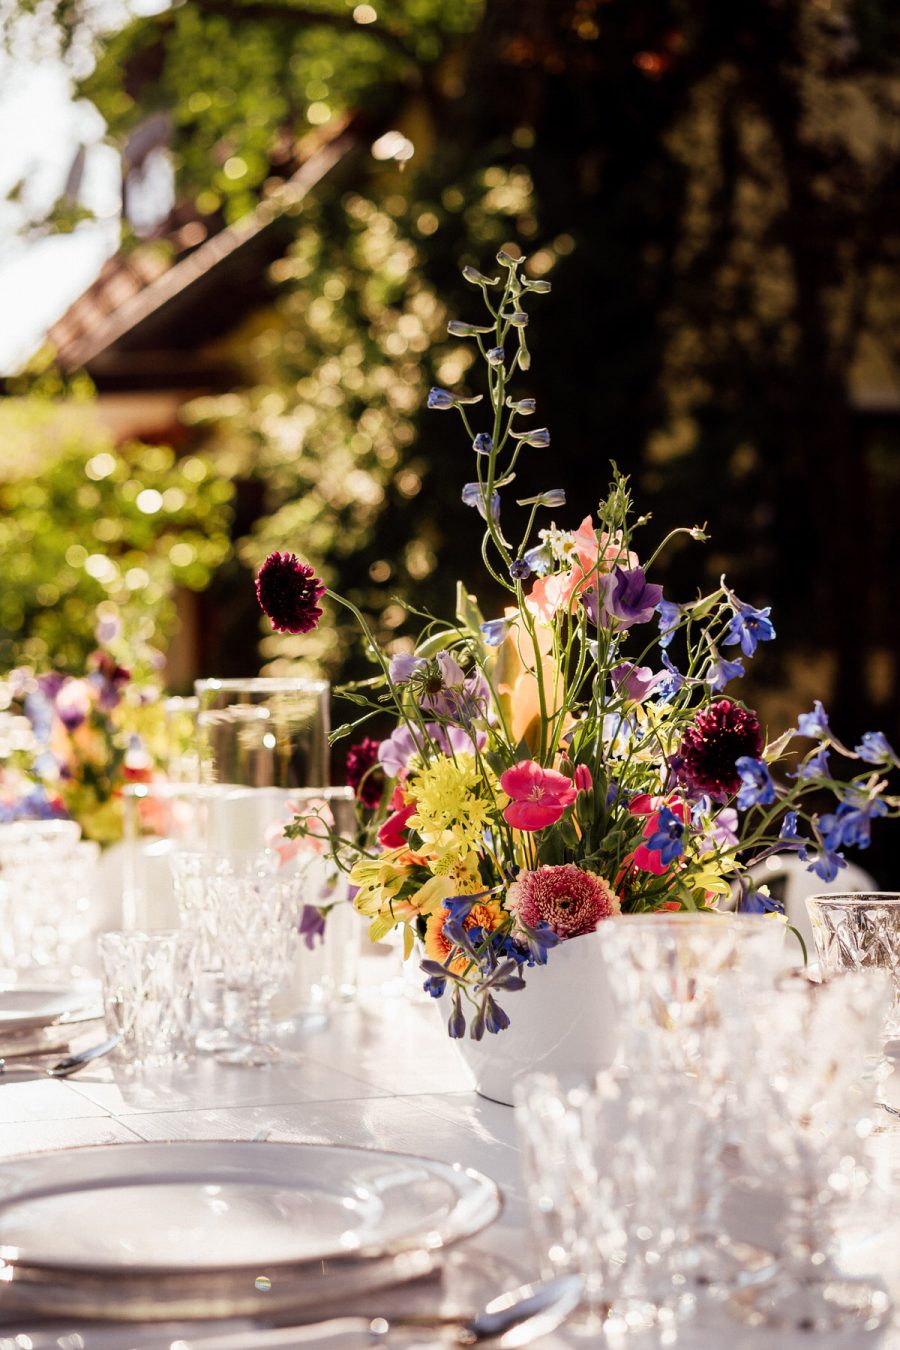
<box><xmin>500</xmin><ymin>760</ymin><xmax>577</xmax><ymax>831</ymax></box>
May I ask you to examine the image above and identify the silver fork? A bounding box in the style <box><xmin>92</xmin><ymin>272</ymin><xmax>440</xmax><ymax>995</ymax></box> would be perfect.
<box><xmin>0</xmin><ymin>1033</ymin><xmax>120</xmax><ymax>1078</ymax></box>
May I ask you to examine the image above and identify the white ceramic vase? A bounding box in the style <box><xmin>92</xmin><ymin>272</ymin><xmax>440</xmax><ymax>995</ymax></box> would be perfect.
<box><xmin>444</xmin><ymin>929</ymin><xmax>618</xmax><ymax>1106</ymax></box>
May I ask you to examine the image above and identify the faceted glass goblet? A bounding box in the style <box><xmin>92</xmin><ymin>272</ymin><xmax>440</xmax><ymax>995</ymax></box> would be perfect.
<box><xmin>729</xmin><ymin>969</ymin><xmax>892</xmax><ymax>1333</ymax></box>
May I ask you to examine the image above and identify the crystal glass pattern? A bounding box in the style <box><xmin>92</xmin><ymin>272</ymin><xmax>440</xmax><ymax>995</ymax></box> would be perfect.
<box><xmin>807</xmin><ymin>893</ymin><xmax>900</xmax><ymax>1036</ymax></box>
<box><xmin>98</xmin><ymin>929</ymin><xmax>197</xmax><ymax>1067</ymax></box>
<box><xmin>0</xmin><ymin>822</ymin><xmax>100</xmax><ymax>981</ymax></box>
<box><xmin>517</xmin><ymin>1067</ymin><xmax>702</xmax><ymax>1333</ymax></box>
<box><xmin>729</xmin><ymin>969</ymin><xmax>892</xmax><ymax>1332</ymax></box>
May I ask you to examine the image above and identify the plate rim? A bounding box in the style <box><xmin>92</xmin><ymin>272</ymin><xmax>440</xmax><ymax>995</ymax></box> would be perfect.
<box><xmin>0</xmin><ymin>1137</ymin><xmax>503</xmax><ymax>1278</ymax></box>
<box><xmin>0</xmin><ymin>985</ymin><xmax>100</xmax><ymax>1032</ymax></box>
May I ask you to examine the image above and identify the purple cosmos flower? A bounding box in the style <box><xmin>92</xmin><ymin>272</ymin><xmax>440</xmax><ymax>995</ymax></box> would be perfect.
<box><xmin>611</xmin><ymin>662</ymin><xmax>663</xmax><ymax>703</ymax></box>
<box><xmin>255</xmin><ymin>552</ymin><xmax>325</xmax><ymax>634</ymax></box>
<box><xmin>856</xmin><ymin>731</ymin><xmax>898</xmax><ymax>767</ymax></box>
<box><xmin>723</xmin><ymin>603</ymin><xmax>776</xmax><ymax>658</ymax></box>
<box><xmin>791</xmin><ymin>746</ymin><xmax>831</xmax><ymax>781</ymax></box>
<box><xmin>707</xmin><ymin>653</ymin><xmax>745</xmax><ymax>692</ymax></box>
<box><xmin>481</xmin><ymin>617</ymin><xmax>514</xmax><ymax>646</ymax></box>
<box><xmin>735</xmin><ymin>756</ymin><xmax>776</xmax><ymax>809</ymax></box>
<box><xmin>298</xmin><ymin>904</ymin><xmax>326</xmax><ymax>950</ymax></box>
<box><xmin>656</xmin><ymin>600</ymin><xmax>681</xmax><ymax>649</ymax></box>
<box><xmin>605</xmin><ymin>567</ymin><xmax>664</xmax><ymax>629</ymax></box>
<box><xmin>796</xmin><ymin>700</ymin><xmax>830</xmax><ymax>739</ymax></box>
<box><xmin>473</xmin><ymin>433</ymin><xmax>493</xmax><ymax>456</ymax></box>
<box><xmin>645</xmin><ymin>806</ymin><xmax>685</xmax><ymax>865</ymax></box>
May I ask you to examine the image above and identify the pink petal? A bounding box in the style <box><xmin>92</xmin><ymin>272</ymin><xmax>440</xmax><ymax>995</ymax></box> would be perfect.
<box><xmin>632</xmin><ymin>842</ymin><xmax>670</xmax><ymax>875</ymax></box>
<box><xmin>574</xmin><ymin>764</ymin><xmax>593</xmax><ymax>792</ymax></box>
<box><xmin>378</xmin><ymin>802</ymin><xmax>416</xmax><ymax>849</ymax></box>
<box><xmin>500</xmin><ymin>760</ymin><xmax>545</xmax><ymax>800</ymax></box>
<box><xmin>504</xmin><ymin>799</ymin><xmax>566</xmax><ymax>831</ymax></box>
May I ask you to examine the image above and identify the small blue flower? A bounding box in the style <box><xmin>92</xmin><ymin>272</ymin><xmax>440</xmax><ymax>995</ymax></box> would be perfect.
<box><xmin>780</xmin><ymin>810</ymin><xmax>800</xmax><ymax>841</ymax></box>
<box><xmin>423</xmin><ymin>973</ymin><xmax>447</xmax><ymax>998</ymax></box>
<box><xmin>461</xmin><ymin>482</ymin><xmax>501</xmax><ymax>525</ymax></box>
<box><xmin>523</xmin><ymin>544</ymin><xmax>553</xmax><ymax>576</ymax></box>
<box><xmin>820</xmin><ymin>796</ymin><xmax>887</xmax><ymax>851</ymax></box>
<box><xmin>484</xmin><ymin>994</ymin><xmax>510</xmax><ymax>1034</ymax></box>
<box><xmin>473</xmin><ymin>433</ymin><xmax>493</xmax><ymax>456</ymax></box>
<box><xmin>506</xmin><ymin>397</ymin><xmax>536</xmax><ymax>415</ymax></box>
<box><xmin>735</xmin><ymin>756</ymin><xmax>776</xmax><ymax>809</ymax></box>
<box><xmin>486</xmin><ymin>347</ymin><xmax>505</xmax><ymax>366</ymax></box>
<box><xmin>856</xmin><ymin>731</ymin><xmax>899</xmax><ymax>766</ymax></box>
<box><xmin>797</xmin><ymin>700</ymin><xmax>830</xmax><ymax>739</ymax></box>
<box><xmin>707</xmin><ymin>653</ymin><xmax>745</xmax><ymax>692</ymax></box>
<box><xmin>655</xmin><ymin>650</ymin><xmax>684</xmax><ymax>701</ymax></box>
<box><xmin>428</xmin><ymin>387</ymin><xmax>456</xmax><ymax>410</ymax></box>
<box><xmin>803</xmin><ymin>846</ymin><xmax>846</xmax><ymax>883</ymax></box>
<box><xmin>656</xmin><ymin>600</ymin><xmax>681</xmax><ymax>649</ymax></box>
<box><xmin>509</xmin><ymin>427</ymin><xmax>551</xmax><ymax>448</ymax></box>
<box><xmin>646</xmin><ymin>806</ymin><xmax>685</xmax><ymax>865</ymax></box>
<box><xmin>738</xmin><ymin>889</ymin><xmax>784</xmax><ymax>915</ymax></box>
<box><xmin>723</xmin><ymin>604</ymin><xmax>776</xmax><ymax>658</ymax></box>
<box><xmin>509</xmin><ymin>559</ymin><xmax>531</xmax><ymax>581</ymax></box>
<box><xmin>481</xmin><ymin>617</ymin><xmax>514</xmax><ymax>646</ymax></box>
<box><xmin>791</xmin><ymin>746</ymin><xmax>831</xmax><ymax>781</ymax></box>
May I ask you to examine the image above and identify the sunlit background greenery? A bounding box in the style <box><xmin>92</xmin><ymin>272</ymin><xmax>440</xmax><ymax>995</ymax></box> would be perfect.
<box><xmin>2</xmin><ymin>0</ymin><xmax>899</xmax><ymax>879</ymax></box>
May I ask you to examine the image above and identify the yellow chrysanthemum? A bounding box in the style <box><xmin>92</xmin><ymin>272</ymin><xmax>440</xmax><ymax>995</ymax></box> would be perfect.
<box><xmin>407</xmin><ymin>755</ymin><xmax>501</xmax><ymax>860</ymax></box>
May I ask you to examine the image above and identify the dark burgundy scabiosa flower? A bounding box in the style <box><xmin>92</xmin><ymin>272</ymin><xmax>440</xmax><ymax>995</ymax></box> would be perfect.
<box><xmin>678</xmin><ymin>699</ymin><xmax>764</xmax><ymax>799</ymax></box>
<box><xmin>345</xmin><ymin>737</ymin><xmax>384</xmax><ymax>809</ymax></box>
<box><xmin>255</xmin><ymin>552</ymin><xmax>325</xmax><ymax>634</ymax></box>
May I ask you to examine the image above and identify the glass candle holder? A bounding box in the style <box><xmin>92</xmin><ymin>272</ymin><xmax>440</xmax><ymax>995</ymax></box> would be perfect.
<box><xmin>195</xmin><ymin>677</ymin><xmax>329</xmax><ymax>790</ymax></box>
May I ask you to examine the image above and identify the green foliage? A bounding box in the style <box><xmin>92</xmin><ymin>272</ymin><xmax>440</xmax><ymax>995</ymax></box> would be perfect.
<box><xmin>0</xmin><ymin>396</ymin><xmax>234</xmax><ymax>673</ymax></box>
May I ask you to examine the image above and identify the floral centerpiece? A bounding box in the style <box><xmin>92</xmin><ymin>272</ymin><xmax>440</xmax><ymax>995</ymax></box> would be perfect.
<box><xmin>0</xmin><ymin>635</ymin><xmax>170</xmax><ymax>845</ymax></box>
<box><xmin>256</xmin><ymin>250</ymin><xmax>900</xmax><ymax>1042</ymax></box>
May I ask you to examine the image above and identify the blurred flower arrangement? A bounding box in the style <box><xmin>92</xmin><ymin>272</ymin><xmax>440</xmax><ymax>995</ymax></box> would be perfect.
<box><xmin>259</xmin><ymin>251</ymin><xmax>900</xmax><ymax>1040</ymax></box>
<box><xmin>0</xmin><ymin>630</ymin><xmax>173</xmax><ymax>845</ymax></box>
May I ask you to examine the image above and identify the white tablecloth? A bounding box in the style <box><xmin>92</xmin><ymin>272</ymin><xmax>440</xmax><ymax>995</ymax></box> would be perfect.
<box><xmin>1</xmin><ymin>951</ymin><xmax>899</xmax><ymax>1350</ymax></box>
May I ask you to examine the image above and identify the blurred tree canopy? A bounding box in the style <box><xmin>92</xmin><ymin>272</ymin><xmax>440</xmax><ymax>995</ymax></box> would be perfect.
<box><xmin>0</xmin><ymin>379</ymin><xmax>234</xmax><ymax>673</ymax></box>
<box><xmin>4</xmin><ymin>0</ymin><xmax>900</xmax><ymax>761</ymax></box>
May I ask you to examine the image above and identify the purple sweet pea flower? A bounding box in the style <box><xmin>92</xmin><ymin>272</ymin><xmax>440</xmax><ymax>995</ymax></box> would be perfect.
<box><xmin>610</xmin><ymin>662</ymin><xmax>663</xmax><ymax>703</ymax></box>
<box><xmin>377</xmin><ymin>725</ymin><xmax>420</xmax><ymax>777</ymax></box>
<box><xmin>695</xmin><ymin>806</ymin><xmax>739</xmax><ymax>853</ymax></box>
<box><xmin>604</xmin><ymin>567</ymin><xmax>664</xmax><ymax>629</ymax></box>
<box><xmin>389</xmin><ymin>653</ymin><xmax>426</xmax><ymax>684</ymax></box>
<box><xmin>298</xmin><ymin>904</ymin><xmax>326</xmax><ymax>950</ymax></box>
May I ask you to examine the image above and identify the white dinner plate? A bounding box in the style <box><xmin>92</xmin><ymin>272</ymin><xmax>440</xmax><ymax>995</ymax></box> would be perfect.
<box><xmin>0</xmin><ymin>1140</ymin><xmax>501</xmax><ymax>1321</ymax></box>
<box><xmin>0</xmin><ymin>986</ymin><xmax>100</xmax><ymax>1033</ymax></box>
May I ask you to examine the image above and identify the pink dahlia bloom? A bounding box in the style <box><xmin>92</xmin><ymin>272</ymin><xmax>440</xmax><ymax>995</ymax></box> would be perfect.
<box><xmin>508</xmin><ymin>864</ymin><xmax>620</xmax><ymax>940</ymax></box>
<box><xmin>500</xmin><ymin>760</ymin><xmax>577</xmax><ymax>831</ymax></box>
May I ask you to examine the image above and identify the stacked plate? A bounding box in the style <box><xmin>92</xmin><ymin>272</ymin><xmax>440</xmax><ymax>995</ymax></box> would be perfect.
<box><xmin>0</xmin><ymin>985</ymin><xmax>102</xmax><ymax>1060</ymax></box>
<box><xmin>0</xmin><ymin>1140</ymin><xmax>501</xmax><ymax>1321</ymax></box>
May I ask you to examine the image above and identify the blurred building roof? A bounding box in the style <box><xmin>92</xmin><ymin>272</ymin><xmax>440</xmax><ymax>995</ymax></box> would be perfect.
<box><xmin>46</xmin><ymin>116</ymin><xmax>363</xmax><ymax>392</ymax></box>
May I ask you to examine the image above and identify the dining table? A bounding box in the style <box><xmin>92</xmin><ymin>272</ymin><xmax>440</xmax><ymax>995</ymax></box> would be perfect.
<box><xmin>1</xmin><ymin>949</ymin><xmax>899</xmax><ymax>1350</ymax></box>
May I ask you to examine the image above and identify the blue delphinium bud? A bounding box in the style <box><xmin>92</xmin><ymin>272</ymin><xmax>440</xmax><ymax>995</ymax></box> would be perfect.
<box><xmin>507</xmin><ymin>311</ymin><xmax>529</xmax><ymax>327</ymax></box>
<box><xmin>540</xmin><ymin>488</ymin><xmax>565</xmax><ymax>508</ymax></box>
<box><xmin>427</xmin><ymin>387</ymin><xmax>456</xmax><ymax>410</ymax></box>
<box><xmin>448</xmin><ymin>990</ymin><xmax>466</xmax><ymax>1039</ymax></box>
<box><xmin>510</xmin><ymin>427</ymin><xmax>550</xmax><ymax>448</ymax></box>
<box><xmin>523</xmin><ymin>278</ymin><xmax>551</xmax><ymax>293</ymax></box>
<box><xmin>473</xmin><ymin>433</ymin><xmax>493</xmax><ymax>456</ymax></box>
<box><xmin>484</xmin><ymin>994</ymin><xmax>510</xmax><ymax>1034</ymax></box>
<box><xmin>496</xmin><ymin>249</ymin><xmax>522</xmax><ymax>268</ymax></box>
<box><xmin>486</xmin><ymin>347</ymin><xmax>505</xmax><ymax>366</ymax></box>
<box><xmin>447</xmin><ymin>319</ymin><xmax>494</xmax><ymax>336</ymax></box>
<box><xmin>506</xmin><ymin>397</ymin><xmax>536</xmax><ymax>415</ymax></box>
<box><xmin>509</xmin><ymin>559</ymin><xmax>531</xmax><ymax>581</ymax></box>
<box><xmin>462</xmin><ymin>265</ymin><xmax>500</xmax><ymax>286</ymax></box>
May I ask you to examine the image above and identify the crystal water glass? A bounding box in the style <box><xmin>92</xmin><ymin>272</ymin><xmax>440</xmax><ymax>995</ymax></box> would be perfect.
<box><xmin>98</xmin><ymin>928</ymin><xmax>197</xmax><ymax>1068</ymax></box>
<box><xmin>517</xmin><ymin>1067</ymin><xmax>702</xmax><ymax>1333</ymax></box>
<box><xmin>195</xmin><ymin>677</ymin><xmax>329</xmax><ymax>792</ymax></box>
<box><xmin>202</xmin><ymin>866</ymin><xmax>303</xmax><ymax>1066</ymax></box>
<box><xmin>595</xmin><ymin>913</ymin><xmax>786</xmax><ymax>1293</ymax></box>
<box><xmin>170</xmin><ymin>848</ymin><xmax>280</xmax><ymax>1053</ymax></box>
<box><xmin>807</xmin><ymin>893</ymin><xmax>900</xmax><ymax>1038</ymax></box>
<box><xmin>729</xmin><ymin>969</ymin><xmax>892</xmax><ymax>1333</ymax></box>
<box><xmin>0</xmin><ymin>821</ymin><xmax>100</xmax><ymax>981</ymax></box>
